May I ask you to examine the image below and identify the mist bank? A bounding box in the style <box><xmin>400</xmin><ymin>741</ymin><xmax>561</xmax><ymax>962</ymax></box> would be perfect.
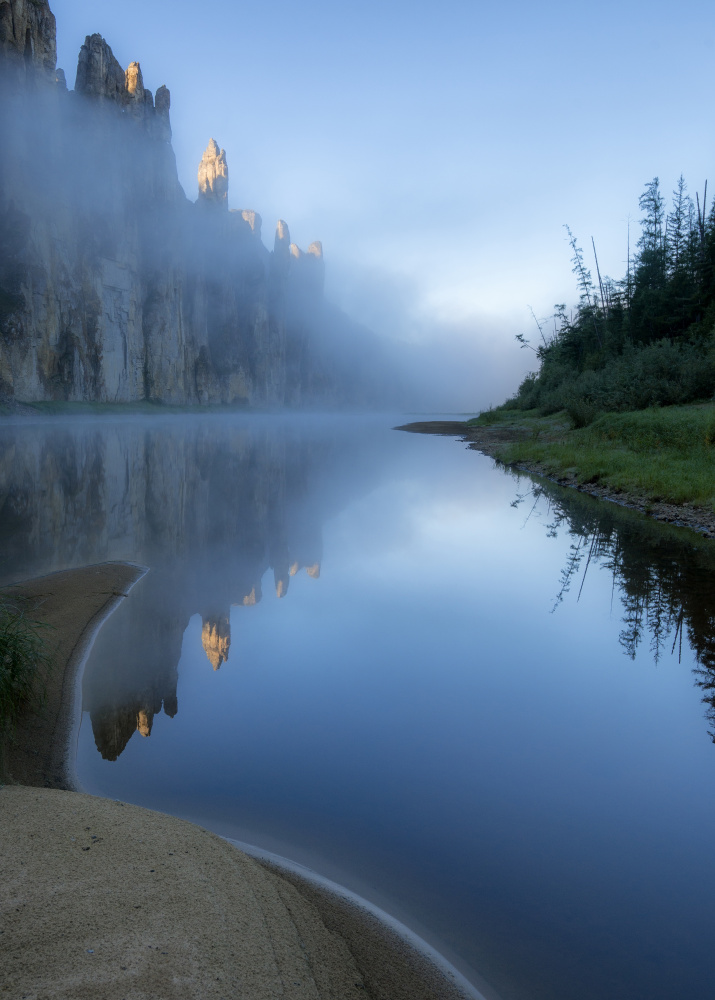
<box><xmin>0</xmin><ymin>0</ymin><xmax>398</xmax><ymax>409</ymax></box>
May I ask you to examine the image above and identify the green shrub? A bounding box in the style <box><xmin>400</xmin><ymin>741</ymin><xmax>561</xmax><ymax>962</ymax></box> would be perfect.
<box><xmin>474</xmin><ymin>407</ymin><xmax>502</xmax><ymax>425</ymax></box>
<box><xmin>0</xmin><ymin>599</ymin><xmax>50</xmax><ymax>732</ymax></box>
<box><xmin>511</xmin><ymin>338</ymin><xmax>715</xmax><ymax>416</ymax></box>
<box><xmin>566</xmin><ymin>397</ymin><xmax>601</xmax><ymax>428</ymax></box>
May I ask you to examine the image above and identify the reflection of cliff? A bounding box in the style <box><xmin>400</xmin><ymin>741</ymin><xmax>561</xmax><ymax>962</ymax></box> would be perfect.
<box><xmin>85</xmin><ymin>580</ymin><xmax>183</xmax><ymax>760</ymax></box>
<box><xmin>202</xmin><ymin>614</ymin><xmax>230</xmax><ymax>670</ymax></box>
<box><xmin>0</xmin><ymin>417</ymin><xmax>380</xmax><ymax>760</ymax></box>
<box><xmin>513</xmin><ymin>476</ymin><xmax>715</xmax><ymax>742</ymax></box>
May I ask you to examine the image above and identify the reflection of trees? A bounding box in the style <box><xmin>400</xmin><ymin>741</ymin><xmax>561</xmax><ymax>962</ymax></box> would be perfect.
<box><xmin>512</xmin><ymin>477</ymin><xmax>715</xmax><ymax>741</ymax></box>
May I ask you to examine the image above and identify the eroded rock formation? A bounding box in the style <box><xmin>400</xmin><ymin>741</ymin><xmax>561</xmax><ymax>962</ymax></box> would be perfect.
<box><xmin>0</xmin><ymin>0</ymin><xmax>391</xmax><ymax>407</ymax></box>
<box><xmin>198</xmin><ymin>138</ymin><xmax>229</xmax><ymax>208</ymax></box>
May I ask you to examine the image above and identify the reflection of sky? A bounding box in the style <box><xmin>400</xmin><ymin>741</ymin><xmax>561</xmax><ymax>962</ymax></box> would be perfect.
<box><xmin>77</xmin><ymin>426</ymin><xmax>715</xmax><ymax>1000</ymax></box>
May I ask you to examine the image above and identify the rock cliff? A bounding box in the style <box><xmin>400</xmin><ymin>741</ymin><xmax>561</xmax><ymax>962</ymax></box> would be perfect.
<box><xmin>0</xmin><ymin>0</ymin><xmax>390</xmax><ymax>406</ymax></box>
<box><xmin>0</xmin><ymin>0</ymin><xmax>56</xmax><ymax>87</ymax></box>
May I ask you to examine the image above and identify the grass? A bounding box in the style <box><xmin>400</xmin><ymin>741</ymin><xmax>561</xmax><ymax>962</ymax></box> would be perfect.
<box><xmin>492</xmin><ymin>403</ymin><xmax>715</xmax><ymax>510</ymax></box>
<box><xmin>467</xmin><ymin>406</ymin><xmax>542</xmax><ymax>427</ymax></box>
<box><xmin>0</xmin><ymin>599</ymin><xmax>51</xmax><ymax>733</ymax></box>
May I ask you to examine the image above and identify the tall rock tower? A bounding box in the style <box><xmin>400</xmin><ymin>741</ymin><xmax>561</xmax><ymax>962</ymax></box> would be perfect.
<box><xmin>197</xmin><ymin>138</ymin><xmax>229</xmax><ymax>208</ymax></box>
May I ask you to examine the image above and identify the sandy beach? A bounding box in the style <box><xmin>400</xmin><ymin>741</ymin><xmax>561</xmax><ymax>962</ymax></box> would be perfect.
<box><xmin>0</xmin><ymin>563</ymin><xmax>487</xmax><ymax>1000</ymax></box>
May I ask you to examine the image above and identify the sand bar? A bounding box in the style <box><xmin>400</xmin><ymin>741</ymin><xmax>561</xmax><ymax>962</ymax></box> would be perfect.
<box><xmin>1</xmin><ymin>563</ymin><xmax>489</xmax><ymax>1000</ymax></box>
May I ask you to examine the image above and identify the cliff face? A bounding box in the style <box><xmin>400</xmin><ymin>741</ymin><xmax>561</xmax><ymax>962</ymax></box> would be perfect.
<box><xmin>0</xmin><ymin>0</ymin><xmax>56</xmax><ymax>86</ymax></box>
<box><xmin>0</xmin><ymin>0</ymin><xmax>382</xmax><ymax>406</ymax></box>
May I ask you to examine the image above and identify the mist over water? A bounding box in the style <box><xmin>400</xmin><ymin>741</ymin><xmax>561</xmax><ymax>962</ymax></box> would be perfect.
<box><xmin>4</xmin><ymin>413</ymin><xmax>715</xmax><ymax>999</ymax></box>
<box><xmin>6</xmin><ymin>4</ymin><xmax>715</xmax><ymax>999</ymax></box>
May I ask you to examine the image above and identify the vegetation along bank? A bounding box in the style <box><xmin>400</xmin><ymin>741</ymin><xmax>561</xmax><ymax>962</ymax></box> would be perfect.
<box><xmin>402</xmin><ymin>174</ymin><xmax>715</xmax><ymax>534</ymax></box>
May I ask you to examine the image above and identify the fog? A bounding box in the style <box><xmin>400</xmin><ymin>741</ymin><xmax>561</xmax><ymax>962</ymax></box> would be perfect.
<box><xmin>1</xmin><ymin>53</ymin><xmax>520</xmax><ymax>411</ymax></box>
<box><xmin>4</xmin><ymin>0</ymin><xmax>714</xmax><ymax>412</ymax></box>
<box><xmin>42</xmin><ymin>0</ymin><xmax>715</xmax><ymax>414</ymax></box>
<box><xmin>326</xmin><ymin>263</ymin><xmax>534</xmax><ymax>411</ymax></box>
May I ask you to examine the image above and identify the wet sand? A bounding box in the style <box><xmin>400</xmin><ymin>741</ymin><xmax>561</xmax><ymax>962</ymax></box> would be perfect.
<box><xmin>0</xmin><ymin>563</ymin><xmax>487</xmax><ymax>1000</ymax></box>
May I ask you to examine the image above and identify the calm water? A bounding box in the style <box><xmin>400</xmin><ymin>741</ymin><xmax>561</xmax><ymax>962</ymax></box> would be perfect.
<box><xmin>3</xmin><ymin>413</ymin><xmax>715</xmax><ymax>1000</ymax></box>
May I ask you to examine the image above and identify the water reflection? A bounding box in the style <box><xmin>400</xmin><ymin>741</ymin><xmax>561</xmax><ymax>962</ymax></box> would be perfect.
<box><xmin>0</xmin><ymin>417</ymin><xmax>381</xmax><ymax>761</ymax></box>
<box><xmin>511</xmin><ymin>474</ymin><xmax>715</xmax><ymax>740</ymax></box>
<box><xmin>7</xmin><ymin>419</ymin><xmax>715</xmax><ymax>998</ymax></box>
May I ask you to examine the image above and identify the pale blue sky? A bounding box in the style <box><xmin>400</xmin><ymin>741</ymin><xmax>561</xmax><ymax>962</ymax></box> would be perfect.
<box><xmin>51</xmin><ymin>0</ymin><xmax>715</xmax><ymax>408</ymax></box>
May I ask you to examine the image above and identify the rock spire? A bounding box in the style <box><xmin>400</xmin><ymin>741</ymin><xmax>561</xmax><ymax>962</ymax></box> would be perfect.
<box><xmin>75</xmin><ymin>33</ymin><xmax>125</xmax><ymax>100</ymax></box>
<box><xmin>198</xmin><ymin>138</ymin><xmax>229</xmax><ymax>208</ymax></box>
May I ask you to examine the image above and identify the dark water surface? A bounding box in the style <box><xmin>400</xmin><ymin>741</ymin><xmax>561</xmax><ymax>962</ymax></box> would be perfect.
<box><xmin>3</xmin><ymin>413</ymin><xmax>715</xmax><ymax>1000</ymax></box>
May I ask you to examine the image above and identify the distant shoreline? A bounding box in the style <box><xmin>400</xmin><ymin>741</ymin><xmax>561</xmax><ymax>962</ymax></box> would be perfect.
<box><xmin>396</xmin><ymin>417</ymin><xmax>715</xmax><ymax>539</ymax></box>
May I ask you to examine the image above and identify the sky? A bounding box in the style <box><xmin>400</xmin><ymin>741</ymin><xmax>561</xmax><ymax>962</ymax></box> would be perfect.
<box><xmin>51</xmin><ymin>0</ymin><xmax>715</xmax><ymax>409</ymax></box>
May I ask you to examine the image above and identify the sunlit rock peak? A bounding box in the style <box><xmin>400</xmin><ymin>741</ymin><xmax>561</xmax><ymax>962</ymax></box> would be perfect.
<box><xmin>198</xmin><ymin>138</ymin><xmax>229</xmax><ymax>208</ymax></box>
<box><xmin>290</xmin><ymin>240</ymin><xmax>324</xmax><ymax>267</ymax></box>
<box><xmin>125</xmin><ymin>60</ymin><xmax>143</xmax><ymax>97</ymax></box>
<box><xmin>72</xmin><ymin>35</ymin><xmax>172</xmax><ymax>139</ymax></box>
<box><xmin>0</xmin><ymin>0</ymin><xmax>57</xmax><ymax>84</ymax></box>
<box><xmin>275</xmin><ymin>219</ymin><xmax>290</xmax><ymax>245</ymax></box>
<box><xmin>240</xmin><ymin>209</ymin><xmax>262</xmax><ymax>237</ymax></box>
<box><xmin>123</xmin><ymin>59</ymin><xmax>157</xmax><ymax>119</ymax></box>
<box><xmin>201</xmin><ymin>614</ymin><xmax>231</xmax><ymax>670</ymax></box>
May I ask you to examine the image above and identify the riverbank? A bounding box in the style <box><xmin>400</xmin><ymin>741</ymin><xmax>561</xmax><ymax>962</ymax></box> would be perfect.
<box><xmin>0</xmin><ymin>564</ymin><xmax>485</xmax><ymax>1000</ymax></box>
<box><xmin>396</xmin><ymin>404</ymin><xmax>715</xmax><ymax>538</ymax></box>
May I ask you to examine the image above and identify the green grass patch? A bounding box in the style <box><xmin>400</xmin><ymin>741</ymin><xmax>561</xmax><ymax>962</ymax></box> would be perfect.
<box><xmin>497</xmin><ymin>403</ymin><xmax>715</xmax><ymax>509</ymax></box>
<box><xmin>0</xmin><ymin>599</ymin><xmax>51</xmax><ymax>733</ymax></box>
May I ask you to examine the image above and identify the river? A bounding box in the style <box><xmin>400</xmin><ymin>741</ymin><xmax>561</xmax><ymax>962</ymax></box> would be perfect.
<box><xmin>2</xmin><ymin>412</ymin><xmax>715</xmax><ymax>1000</ymax></box>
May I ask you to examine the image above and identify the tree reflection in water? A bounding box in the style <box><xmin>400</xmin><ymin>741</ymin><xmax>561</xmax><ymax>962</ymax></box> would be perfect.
<box><xmin>510</xmin><ymin>474</ymin><xmax>715</xmax><ymax>741</ymax></box>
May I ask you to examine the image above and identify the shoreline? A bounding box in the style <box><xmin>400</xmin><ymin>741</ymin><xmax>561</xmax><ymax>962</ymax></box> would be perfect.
<box><xmin>396</xmin><ymin>420</ymin><xmax>715</xmax><ymax>539</ymax></box>
<box><xmin>1</xmin><ymin>562</ymin><xmax>487</xmax><ymax>1000</ymax></box>
<box><xmin>0</xmin><ymin>562</ymin><xmax>148</xmax><ymax>788</ymax></box>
